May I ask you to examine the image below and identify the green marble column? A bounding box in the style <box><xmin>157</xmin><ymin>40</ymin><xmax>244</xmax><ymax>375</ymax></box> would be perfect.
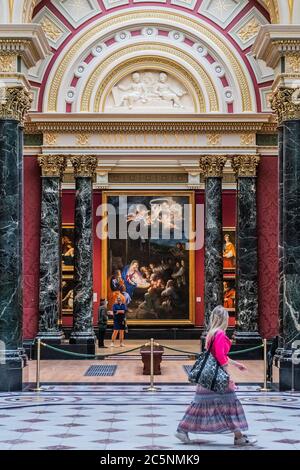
<box><xmin>0</xmin><ymin>87</ymin><xmax>31</xmax><ymax>391</ymax></box>
<box><xmin>200</xmin><ymin>155</ymin><xmax>227</xmax><ymax>333</ymax></box>
<box><xmin>37</xmin><ymin>155</ymin><xmax>67</xmax><ymax>343</ymax></box>
<box><xmin>70</xmin><ymin>156</ymin><xmax>97</xmax><ymax>345</ymax></box>
<box><xmin>231</xmin><ymin>155</ymin><xmax>261</xmax><ymax>353</ymax></box>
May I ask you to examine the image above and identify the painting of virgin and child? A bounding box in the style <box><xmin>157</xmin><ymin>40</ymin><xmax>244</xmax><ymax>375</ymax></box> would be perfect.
<box><xmin>105</xmin><ymin>193</ymin><xmax>193</xmax><ymax>322</ymax></box>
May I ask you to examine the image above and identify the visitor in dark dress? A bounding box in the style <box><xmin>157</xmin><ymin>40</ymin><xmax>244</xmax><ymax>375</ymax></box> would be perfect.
<box><xmin>111</xmin><ymin>296</ymin><xmax>127</xmax><ymax>348</ymax></box>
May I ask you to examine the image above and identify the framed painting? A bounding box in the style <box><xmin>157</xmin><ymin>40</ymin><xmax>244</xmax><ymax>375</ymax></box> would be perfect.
<box><xmin>101</xmin><ymin>191</ymin><xmax>195</xmax><ymax>325</ymax></box>
<box><xmin>223</xmin><ymin>274</ymin><xmax>236</xmax><ymax>315</ymax></box>
<box><xmin>223</xmin><ymin>227</ymin><xmax>236</xmax><ymax>272</ymax></box>
<box><xmin>62</xmin><ymin>275</ymin><xmax>74</xmax><ymax>315</ymax></box>
<box><xmin>62</xmin><ymin>224</ymin><xmax>74</xmax><ymax>272</ymax></box>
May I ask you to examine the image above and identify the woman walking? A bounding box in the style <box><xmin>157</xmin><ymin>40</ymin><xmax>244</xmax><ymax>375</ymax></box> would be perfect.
<box><xmin>176</xmin><ymin>305</ymin><xmax>256</xmax><ymax>447</ymax></box>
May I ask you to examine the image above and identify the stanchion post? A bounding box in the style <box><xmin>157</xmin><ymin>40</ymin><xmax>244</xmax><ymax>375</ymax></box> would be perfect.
<box><xmin>31</xmin><ymin>338</ymin><xmax>44</xmax><ymax>392</ymax></box>
<box><xmin>259</xmin><ymin>338</ymin><xmax>272</xmax><ymax>392</ymax></box>
<box><xmin>144</xmin><ymin>338</ymin><xmax>161</xmax><ymax>392</ymax></box>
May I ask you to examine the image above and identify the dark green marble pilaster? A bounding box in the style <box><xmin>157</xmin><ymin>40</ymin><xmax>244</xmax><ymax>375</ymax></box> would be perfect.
<box><xmin>0</xmin><ymin>119</ymin><xmax>24</xmax><ymax>391</ymax></box>
<box><xmin>70</xmin><ymin>176</ymin><xmax>95</xmax><ymax>344</ymax></box>
<box><xmin>281</xmin><ymin>120</ymin><xmax>300</xmax><ymax>348</ymax></box>
<box><xmin>38</xmin><ymin>176</ymin><xmax>64</xmax><ymax>342</ymax></box>
<box><xmin>204</xmin><ymin>177</ymin><xmax>224</xmax><ymax>329</ymax></box>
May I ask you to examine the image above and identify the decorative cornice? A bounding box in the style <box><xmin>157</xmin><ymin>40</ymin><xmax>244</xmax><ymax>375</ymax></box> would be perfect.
<box><xmin>252</xmin><ymin>25</ymin><xmax>300</xmax><ymax>69</ymax></box>
<box><xmin>70</xmin><ymin>155</ymin><xmax>98</xmax><ymax>178</ymax></box>
<box><xmin>231</xmin><ymin>155</ymin><xmax>260</xmax><ymax>177</ymax></box>
<box><xmin>199</xmin><ymin>155</ymin><xmax>227</xmax><ymax>178</ymax></box>
<box><xmin>24</xmin><ymin>120</ymin><xmax>277</xmax><ymax>135</ymax></box>
<box><xmin>271</xmin><ymin>86</ymin><xmax>300</xmax><ymax>123</ymax></box>
<box><xmin>0</xmin><ymin>25</ymin><xmax>50</xmax><ymax>68</ymax></box>
<box><xmin>38</xmin><ymin>154</ymin><xmax>67</xmax><ymax>178</ymax></box>
<box><xmin>0</xmin><ymin>86</ymin><xmax>32</xmax><ymax>123</ymax></box>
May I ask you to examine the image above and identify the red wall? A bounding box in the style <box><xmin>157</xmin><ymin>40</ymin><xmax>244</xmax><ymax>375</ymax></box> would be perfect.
<box><xmin>23</xmin><ymin>161</ymin><xmax>279</xmax><ymax>338</ymax></box>
<box><xmin>61</xmin><ymin>190</ymin><xmax>102</xmax><ymax>327</ymax></box>
<box><xmin>257</xmin><ymin>156</ymin><xmax>279</xmax><ymax>338</ymax></box>
<box><xmin>23</xmin><ymin>156</ymin><xmax>41</xmax><ymax>339</ymax></box>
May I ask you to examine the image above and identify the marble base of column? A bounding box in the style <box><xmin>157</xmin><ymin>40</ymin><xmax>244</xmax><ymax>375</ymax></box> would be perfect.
<box><xmin>0</xmin><ymin>350</ymin><xmax>24</xmax><ymax>392</ymax></box>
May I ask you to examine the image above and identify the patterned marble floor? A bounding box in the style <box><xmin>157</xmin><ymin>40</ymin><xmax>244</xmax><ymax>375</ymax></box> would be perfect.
<box><xmin>0</xmin><ymin>385</ymin><xmax>300</xmax><ymax>450</ymax></box>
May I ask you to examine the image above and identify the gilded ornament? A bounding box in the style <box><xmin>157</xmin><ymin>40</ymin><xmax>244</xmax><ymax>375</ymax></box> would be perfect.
<box><xmin>286</xmin><ymin>53</ymin><xmax>300</xmax><ymax>74</ymax></box>
<box><xmin>271</xmin><ymin>87</ymin><xmax>300</xmax><ymax>123</ymax></box>
<box><xmin>240</xmin><ymin>133</ymin><xmax>255</xmax><ymax>146</ymax></box>
<box><xmin>237</xmin><ymin>18</ymin><xmax>260</xmax><ymax>43</ymax></box>
<box><xmin>76</xmin><ymin>133</ymin><xmax>90</xmax><ymax>146</ymax></box>
<box><xmin>0</xmin><ymin>86</ymin><xmax>32</xmax><ymax>123</ymax></box>
<box><xmin>44</xmin><ymin>133</ymin><xmax>57</xmax><ymax>146</ymax></box>
<box><xmin>0</xmin><ymin>54</ymin><xmax>16</xmax><ymax>72</ymax></box>
<box><xmin>199</xmin><ymin>155</ymin><xmax>227</xmax><ymax>178</ymax></box>
<box><xmin>207</xmin><ymin>134</ymin><xmax>221</xmax><ymax>146</ymax></box>
<box><xmin>231</xmin><ymin>155</ymin><xmax>260</xmax><ymax>177</ymax></box>
<box><xmin>38</xmin><ymin>154</ymin><xmax>67</xmax><ymax>178</ymax></box>
<box><xmin>40</xmin><ymin>17</ymin><xmax>63</xmax><ymax>42</ymax></box>
<box><xmin>71</xmin><ymin>155</ymin><xmax>98</xmax><ymax>177</ymax></box>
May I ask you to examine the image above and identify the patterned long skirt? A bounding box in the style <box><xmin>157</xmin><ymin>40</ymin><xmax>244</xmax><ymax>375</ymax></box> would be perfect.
<box><xmin>177</xmin><ymin>385</ymin><xmax>248</xmax><ymax>434</ymax></box>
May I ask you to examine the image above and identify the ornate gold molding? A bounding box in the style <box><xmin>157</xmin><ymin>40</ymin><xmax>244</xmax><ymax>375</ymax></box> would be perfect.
<box><xmin>70</xmin><ymin>155</ymin><xmax>98</xmax><ymax>178</ymax></box>
<box><xmin>38</xmin><ymin>154</ymin><xmax>67</xmax><ymax>178</ymax></box>
<box><xmin>0</xmin><ymin>54</ymin><xmax>17</xmax><ymax>72</ymax></box>
<box><xmin>231</xmin><ymin>155</ymin><xmax>260</xmax><ymax>177</ymax></box>
<box><xmin>47</xmin><ymin>9</ymin><xmax>253</xmax><ymax>112</ymax></box>
<box><xmin>0</xmin><ymin>86</ymin><xmax>32</xmax><ymax>123</ymax></box>
<box><xmin>199</xmin><ymin>155</ymin><xmax>227</xmax><ymax>178</ymax></box>
<box><xmin>271</xmin><ymin>87</ymin><xmax>300</xmax><ymax>123</ymax></box>
<box><xmin>24</xmin><ymin>120</ymin><xmax>277</xmax><ymax>134</ymax></box>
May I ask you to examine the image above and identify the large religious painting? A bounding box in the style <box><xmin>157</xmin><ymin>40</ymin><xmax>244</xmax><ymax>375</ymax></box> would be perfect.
<box><xmin>102</xmin><ymin>192</ymin><xmax>195</xmax><ymax>325</ymax></box>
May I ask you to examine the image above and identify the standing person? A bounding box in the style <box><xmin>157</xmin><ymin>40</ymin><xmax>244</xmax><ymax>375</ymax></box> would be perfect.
<box><xmin>176</xmin><ymin>305</ymin><xmax>257</xmax><ymax>447</ymax></box>
<box><xmin>98</xmin><ymin>299</ymin><xmax>109</xmax><ymax>348</ymax></box>
<box><xmin>111</xmin><ymin>296</ymin><xmax>127</xmax><ymax>347</ymax></box>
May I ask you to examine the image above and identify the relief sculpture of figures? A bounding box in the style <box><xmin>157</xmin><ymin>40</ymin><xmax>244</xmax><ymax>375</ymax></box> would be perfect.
<box><xmin>112</xmin><ymin>71</ymin><xmax>187</xmax><ymax>110</ymax></box>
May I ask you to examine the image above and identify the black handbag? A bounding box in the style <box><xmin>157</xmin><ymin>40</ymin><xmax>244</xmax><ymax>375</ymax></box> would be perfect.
<box><xmin>188</xmin><ymin>334</ymin><xmax>230</xmax><ymax>393</ymax></box>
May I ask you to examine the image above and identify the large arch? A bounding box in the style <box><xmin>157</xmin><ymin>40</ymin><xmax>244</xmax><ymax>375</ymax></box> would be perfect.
<box><xmin>43</xmin><ymin>8</ymin><xmax>255</xmax><ymax>113</ymax></box>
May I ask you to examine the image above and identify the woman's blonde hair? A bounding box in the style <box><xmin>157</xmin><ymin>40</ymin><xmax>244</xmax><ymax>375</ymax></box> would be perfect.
<box><xmin>205</xmin><ymin>305</ymin><xmax>229</xmax><ymax>347</ymax></box>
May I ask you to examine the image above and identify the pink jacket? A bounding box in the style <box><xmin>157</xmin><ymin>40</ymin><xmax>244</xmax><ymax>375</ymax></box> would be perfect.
<box><xmin>207</xmin><ymin>330</ymin><xmax>231</xmax><ymax>366</ymax></box>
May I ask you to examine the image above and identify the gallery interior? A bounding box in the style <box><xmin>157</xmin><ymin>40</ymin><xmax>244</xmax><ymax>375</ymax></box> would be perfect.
<box><xmin>1</xmin><ymin>1</ymin><xmax>300</xmax><ymax>439</ymax></box>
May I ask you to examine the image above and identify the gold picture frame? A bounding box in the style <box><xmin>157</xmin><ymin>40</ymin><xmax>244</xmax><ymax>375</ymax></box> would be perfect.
<box><xmin>223</xmin><ymin>227</ymin><xmax>236</xmax><ymax>272</ymax></box>
<box><xmin>61</xmin><ymin>274</ymin><xmax>74</xmax><ymax>316</ymax></box>
<box><xmin>101</xmin><ymin>191</ymin><xmax>195</xmax><ymax>325</ymax></box>
<box><xmin>62</xmin><ymin>224</ymin><xmax>75</xmax><ymax>273</ymax></box>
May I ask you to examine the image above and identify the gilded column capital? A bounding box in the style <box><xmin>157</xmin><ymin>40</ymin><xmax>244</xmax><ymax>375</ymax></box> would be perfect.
<box><xmin>70</xmin><ymin>155</ymin><xmax>98</xmax><ymax>178</ymax></box>
<box><xmin>38</xmin><ymin>155</ymin><xmax>67</xmax><ymax>178</ymax></box>
<box><xmin>231</xmin><ymin>155</ymin><xmax>260</xmax><ymax>178</ymax></box>
<box><xmin>0</xmin><ymin>86</ymin><xmax>32</xmax><ymax>124</ymax></box>
<box><xmin>199</xmin><ymin>155</ymin><xmax>227</xmax><ymax>178</ymax></box>
<box><xmin>271</xmin><ymin>86</ymin><xmax>300</xmax><ymax>124</ymax></box>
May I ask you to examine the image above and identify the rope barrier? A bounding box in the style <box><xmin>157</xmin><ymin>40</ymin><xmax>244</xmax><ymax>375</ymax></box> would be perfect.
<box><xmin>40</xmin><ymin>342</ymin><xmax>145</xmax><ymax>359</ymax></box>
<box><xmin>30</xmin><ymin>338</ymin><xmax>269</xmax><ymax>393</ymax></box>
<box><xmin>158</xmin><ymin>343</ymin><xmax>264</xmax><ymax>357</ymax></box>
